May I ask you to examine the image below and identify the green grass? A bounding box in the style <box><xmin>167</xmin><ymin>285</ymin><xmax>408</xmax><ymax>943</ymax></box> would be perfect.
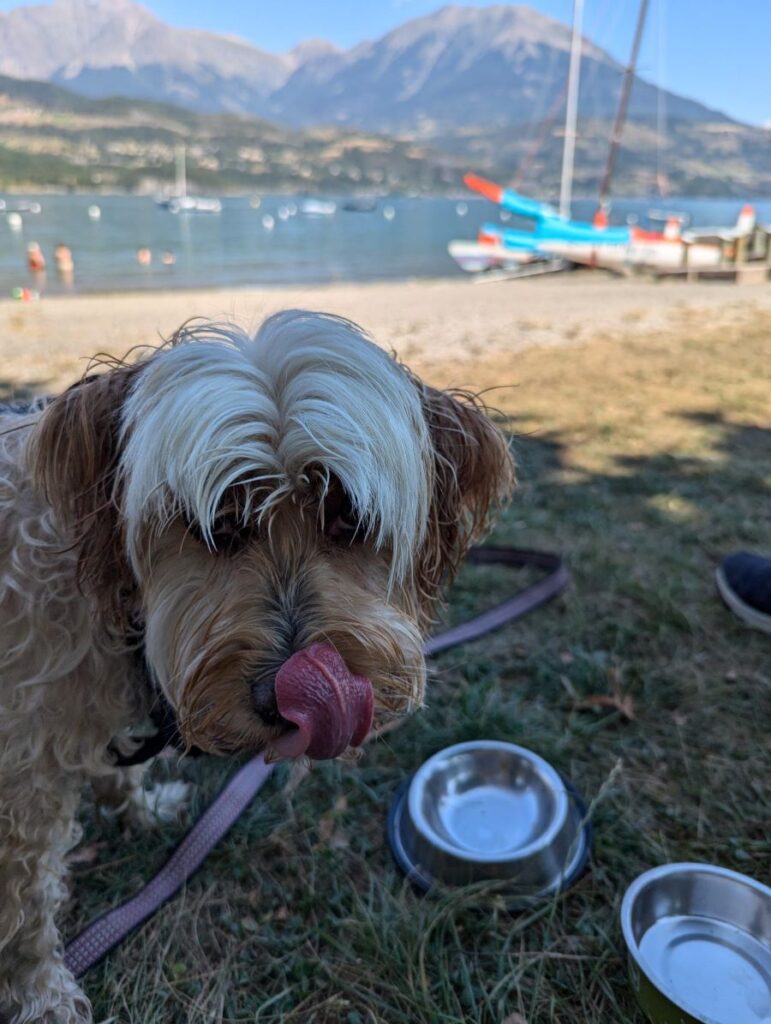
<box><xmin>63</xmin><ymin>317</ymin><xmax>770</xmax><ymax>1023</ymax></box>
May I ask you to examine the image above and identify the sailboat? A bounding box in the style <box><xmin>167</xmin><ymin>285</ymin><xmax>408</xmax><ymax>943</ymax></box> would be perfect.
<box><xmin>465</xmin><ymin>170</ymin><xmax>753</xmax><ymax>273</ymax></box>
<box><xmin>450</xmin><ymin>1</ymin><xmax>758</xmax><ymax>277</ymax></box>
<box><xmin>157</xmin><ymin>145</ymin><xmax>222</xmax><ymax>215</ymax></box>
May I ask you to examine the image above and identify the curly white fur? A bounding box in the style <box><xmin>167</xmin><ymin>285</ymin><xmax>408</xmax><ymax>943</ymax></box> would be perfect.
<box><xmin>120</xmin><ymin>311</ymin><xmax>432</xmax><ymax>586</ymax></box>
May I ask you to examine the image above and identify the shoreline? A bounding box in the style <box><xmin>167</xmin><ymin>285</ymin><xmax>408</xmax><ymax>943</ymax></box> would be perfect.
<box><xmin>5</xmin><ymin>270</ymin><xmax>465</xmax><ymax>303</ymax></box>
<box><xmin>4</xmin><ymin>189</ymin><xmax>770</xmax><ymax>200</ymax></box>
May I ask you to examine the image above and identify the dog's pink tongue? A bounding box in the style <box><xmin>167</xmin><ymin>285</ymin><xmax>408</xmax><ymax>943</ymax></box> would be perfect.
<box><xmin>272</xmin><ymin>643</ymin><xmax>374</xmax><ymax>760</ymax></box>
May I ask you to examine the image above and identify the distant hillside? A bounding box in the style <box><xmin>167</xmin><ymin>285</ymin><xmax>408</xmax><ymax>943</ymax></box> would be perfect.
<box><xmin>1</xmin><ymin>73</ymin><xmax>768</xmax><ymax>198</ymax></box>
<box><xmin>0</xmin><ymin>75</ymin><xmax>465</xmax><ymax>193</ymax></box>
<box><xmin>435</xmin><ymin>118</ymin><xmax>771</xmax><ymax>198</ymax></box>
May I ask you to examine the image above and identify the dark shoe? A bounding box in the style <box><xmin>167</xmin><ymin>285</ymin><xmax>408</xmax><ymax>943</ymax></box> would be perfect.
<box><xmin>716</xmin><ymin>552</ymin><xmax>771</xmax><ymax>635</ymax></box>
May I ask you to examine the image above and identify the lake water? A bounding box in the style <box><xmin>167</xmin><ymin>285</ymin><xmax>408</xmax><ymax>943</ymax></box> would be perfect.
<box><xmin>4</xmin><ymin>194</ymin><xmax>771</xmax><ymax>296</ymax></box>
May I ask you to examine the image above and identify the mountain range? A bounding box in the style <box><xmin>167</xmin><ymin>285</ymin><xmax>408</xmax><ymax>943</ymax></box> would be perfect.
<box><xmin>0</xmin><ymin>0</ymin><xmax>729</xmax><ymax>128</ymax></box>
<box><xmin>0</xmin><ymin>0</ymin><xmax>768</xmax><ymax>195</ymax></box>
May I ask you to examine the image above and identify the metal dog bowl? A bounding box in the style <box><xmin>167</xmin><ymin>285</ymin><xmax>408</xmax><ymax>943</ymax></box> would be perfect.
<box><xmin>387</xmin><ymin>740</ymin><xmax>591</xmax><ymax>897</ymax></box>
<box><xmin>621</xmin><ymin>863</ymin><xmax>771</xmax><ymax>1024</ymax></box>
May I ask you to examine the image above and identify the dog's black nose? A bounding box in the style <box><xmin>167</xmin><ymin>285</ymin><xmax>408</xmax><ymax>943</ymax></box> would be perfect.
<box><xmin>250</xmin><ymin>677</ymin><xmax>282</xmax><ymax>726</ymax></box>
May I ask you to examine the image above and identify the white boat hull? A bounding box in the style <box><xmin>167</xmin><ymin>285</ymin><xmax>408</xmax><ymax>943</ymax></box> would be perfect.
<box><xmin>158</xmin><ymin>195</ymin><xmax>222</xmax><ymax>214</ymax></box>
<box><xmin>537</xmin><ymin>238</ymin><xmax>723</xmax><ymax>272</ymax></box>
<box><xmin>449</xmin><ymin>240</ymin><xmax>536</xmax><ymax>273</ymax></box>
<box><xmin>301</xmin><ymin>199</ymin><xmax>336</xmax><ymax>217</ymax></box>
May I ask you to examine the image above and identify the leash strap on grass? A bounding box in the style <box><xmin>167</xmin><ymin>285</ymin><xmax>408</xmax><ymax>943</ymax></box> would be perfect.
<box><xmin>64</xmin><ymin>756</ymin><xmax>275</xmax><ymax>978</ymax></box>
<box><xmin>64</xmin><ymin>546</ymin><xmax>568</xmax><ymax>977</ymax></box>
<box><xmin>424</xmin><ymin>547</ymin><xmax>569</xmax><ymax>656</ymax></box>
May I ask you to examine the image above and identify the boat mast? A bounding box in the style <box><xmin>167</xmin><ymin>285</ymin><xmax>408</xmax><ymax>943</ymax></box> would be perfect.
<box><xmin>655</xmin><ymin>0</ymin><xmax>667</xmax><ymax>194</ymax></box>
<box><xmin>175</xmin><ymin>144</ymin><xmax>187</xmax><ymax>199</ymax></box>
<box><xmin>559</xmin><ymin>0</ymin><xmax>584</xmax><ymax>219</ymax></box>
<box><xmin>598</xmin><ymin>0</ymin><xmax>650</xmax><ymax>208</ymax></box>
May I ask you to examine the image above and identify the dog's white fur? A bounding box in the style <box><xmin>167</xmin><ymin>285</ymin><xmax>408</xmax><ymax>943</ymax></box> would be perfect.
<box><xmin>121</xmin><ymin>314</ymin><xmax>432</xmax><ymax>586</ymax></box>
<box><xmin>0</xmin><ymin>310</ymin><xmax>513</xmax><ymax>1022</ymax></box>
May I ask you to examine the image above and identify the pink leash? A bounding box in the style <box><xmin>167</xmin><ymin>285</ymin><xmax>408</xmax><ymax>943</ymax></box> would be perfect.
<box><xmin>64</xmin><ymin>756</ymin><xmax>275</xmax><ymax>977</ymax></box>
<box><xmin>64</xmin><ymin>547</ymin><xmax>567</xmax><ymax>977</ymax></box>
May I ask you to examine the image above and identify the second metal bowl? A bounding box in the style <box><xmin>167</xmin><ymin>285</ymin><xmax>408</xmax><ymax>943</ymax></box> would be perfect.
<box><xmin>388</xmin><ymin>740</ymin><xmax>590</xmax><ymax>897</ymax></box>
<box><xmin>621</xmin><ymin>862</ymin><xmax>771</xmax><ymax>1024</ymax></box>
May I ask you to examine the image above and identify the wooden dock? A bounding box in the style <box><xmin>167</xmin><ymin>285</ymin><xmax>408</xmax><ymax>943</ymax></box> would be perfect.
<box><xmin>653</xmin><ymin>224</ymin><xmax>771</xmax><ymax>284</ymax></box>
<box><xmin>653</xmin><ymin>262</ymin><xmax>771</xmax><ymax>284</ymax></box>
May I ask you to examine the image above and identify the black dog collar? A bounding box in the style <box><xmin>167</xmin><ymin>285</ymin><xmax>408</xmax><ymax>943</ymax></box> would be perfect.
<box><xmin>108</xmin><ymin>690</ymin><xmax>190</xmax><ymax>766</ymax></box>
<box><xmin>109</xmin><ymin>645</ymin><xmax>201</xmax><ymax>766</ymax></box>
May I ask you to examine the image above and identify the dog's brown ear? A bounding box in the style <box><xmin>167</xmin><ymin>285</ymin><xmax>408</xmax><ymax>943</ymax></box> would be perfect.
<box><xmin>28</xmin><ymin>364</ymin><xmax>141</xmax><ymax>625</ymax></box>
<box><xmin>417</xmin><ymin>383</ymin><xmax>515</xmax><ymax>609</ymax></box>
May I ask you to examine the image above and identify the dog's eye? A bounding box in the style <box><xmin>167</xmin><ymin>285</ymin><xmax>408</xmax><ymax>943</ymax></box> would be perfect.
<box><xmin>329</xmin><ymin>512</ymin><xmax>360</xmax><ymax>540</ymax></box>
<box><xmin>210</xmin><ymin>512</ymin><xmax>248</xmax><ymax>553</ymax></box>
<box><xmin>327</xmin><ymin>499</ymin><xmax>364</xmax><ymax>543</ymax></box>
<box><xmin>322</xmin><ymin>478</ymin><xmax>365</xmax><ymax>544</ymax></box>
<box><xmin>185</xmin><ymin>511</ymin><xmax>250</xmax><ymax>555</ymax></box>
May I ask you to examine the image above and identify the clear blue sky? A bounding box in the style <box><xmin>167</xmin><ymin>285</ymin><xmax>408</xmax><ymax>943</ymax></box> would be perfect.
<box><xmin>4</xmin><ymin>0</ymin><xmax>770</xmax><ymax>124</ymax></box>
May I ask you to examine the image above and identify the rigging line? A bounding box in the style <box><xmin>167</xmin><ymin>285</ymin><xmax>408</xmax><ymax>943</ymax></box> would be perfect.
<box><xmin>597</xmin><ymin>0</ymin><xmax>651</xmax><ymax>208</ymax></box>
<box><xmin>580</xmin><ymin>0</ymin><xmax>626</xmax><ymax>124</ymax></box>
<box><xmin>656</xmin><ymin>0</ymin><xmax>668</xmax><ymax>195</ymax></box>
<box><xmin>511</xmin><ymin>10</ymin><xmax>566</xmax><ymax>184</ymax></box>
<box><xmin>513</xmin><ymin>0</ymin><xmax>572</xmax><ymax>192</ymax></box>
<box><xmin>513</xmin><ymin>83</ymin><xmax>568</xmax><ymax>191</ymax></box>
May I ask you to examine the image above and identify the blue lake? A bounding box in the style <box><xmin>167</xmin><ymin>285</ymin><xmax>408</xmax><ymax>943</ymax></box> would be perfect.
<box><xmin>3</xmin><ymin>194</ymin><xmax>771</xmax><ymax>296</ymax></box>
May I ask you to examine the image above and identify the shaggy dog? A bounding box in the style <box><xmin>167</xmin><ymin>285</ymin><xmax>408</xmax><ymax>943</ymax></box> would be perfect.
<box><xmin>0</xmin><ymin>310</ymin><xmax>513</xmax><ymax>1023</ymax></box>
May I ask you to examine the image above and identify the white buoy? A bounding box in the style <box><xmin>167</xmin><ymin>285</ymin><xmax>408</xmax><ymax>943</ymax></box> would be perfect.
<box><xmin>287</xmin><ymin>202</ymin><xmax>297</xmax><ymax>216</ymax></box>
<box><xmin>7</xmin><ymin>212</ymin><xmax>22</xmax><ymax>231</ymax></box>
<box><xmin>249</xmin><ymin>196</ymin><xmax>262</xmax><ymax>209</ymax></box>
<box><xmin>88</xmin><ymin>204</ymin><xmax>101</xmax><ymax>220</ymax></box>
<box><xmin>383</xmin><ymin>205</ymin><xmax>395</xmax><ymax>221</ymax></box>
<box><xmin>278</xmin><ymin>205</ymin><xmax>290</xmax><ymax>221</ymax></box>
<box><xmin>456</xmin><ymin>201</ymin><xmax>468</xmax><ymax>216</ymax></box>
<box><xmin>262</xmin><ymin>214</ymin><xmax>275</xmax><ymax>231</ymax></box>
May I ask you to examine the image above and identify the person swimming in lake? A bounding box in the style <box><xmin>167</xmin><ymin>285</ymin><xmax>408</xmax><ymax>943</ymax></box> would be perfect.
<box><xmin>53</xmin><ymin>243</ymin><xmax>74</xmax><ymax>286</ymax></box>
<box><xmin>26</xmin><ymin>242</ymin><xmax>45</xmax><ymax>274</ymax></box>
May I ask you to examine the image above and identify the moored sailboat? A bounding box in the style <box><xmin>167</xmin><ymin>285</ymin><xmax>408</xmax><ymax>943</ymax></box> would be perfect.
<box><xmin>157</xmin><ymin>146</ymin><xmax>222</xmax><ymax>215</ymax></box>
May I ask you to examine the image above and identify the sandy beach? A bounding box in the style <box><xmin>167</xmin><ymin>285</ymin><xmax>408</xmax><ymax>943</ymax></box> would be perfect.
<box><xmin>2</xmin><ymin>273</ymin><xmax>771</xmax><ymax>399</ymax></box>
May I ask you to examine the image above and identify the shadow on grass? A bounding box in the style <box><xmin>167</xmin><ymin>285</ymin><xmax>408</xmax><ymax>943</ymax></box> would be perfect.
<box><xmin>504</xmin><ymin>405</ymin><xmax>769</xmax><ymax>542</ymax></box>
